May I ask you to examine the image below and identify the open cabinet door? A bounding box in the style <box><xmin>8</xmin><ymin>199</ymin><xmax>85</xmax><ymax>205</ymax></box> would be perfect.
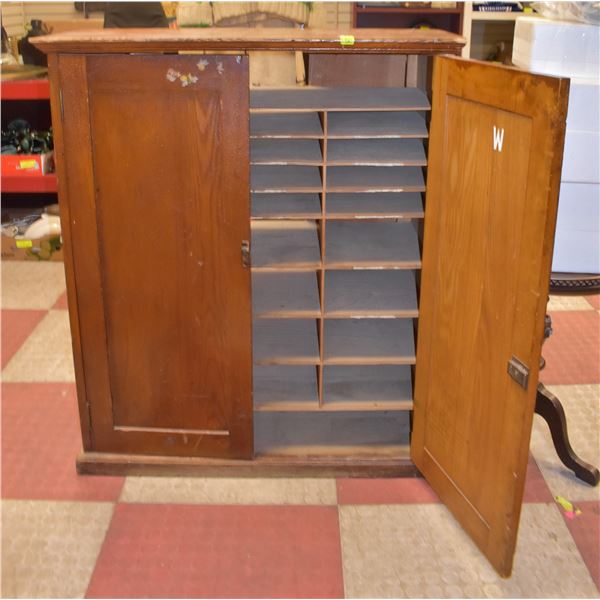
<box><xmin>411</xmin><ymin>56</ymin><xmax>569</xmax><ymax>577</ymax></box>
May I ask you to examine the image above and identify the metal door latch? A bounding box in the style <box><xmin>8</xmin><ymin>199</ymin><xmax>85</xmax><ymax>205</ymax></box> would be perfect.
<box><xmin>508</xmin><ymin>356</ymin><xmax>530</xmax><ymax>390</ymax></box>
<box><xmin>241</xmin><ymin>240</ymin><xmax>250</xmax><ymax>268</ymax></box>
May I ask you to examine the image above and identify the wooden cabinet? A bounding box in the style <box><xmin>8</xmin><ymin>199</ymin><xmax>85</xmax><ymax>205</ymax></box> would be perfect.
<box><xmin>35</xmin><ymin>28</ymin><xmax>568</xmax><ymax>577</ymax></box>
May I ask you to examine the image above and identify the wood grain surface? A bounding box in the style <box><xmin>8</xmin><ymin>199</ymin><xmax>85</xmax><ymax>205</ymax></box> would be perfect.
<box><xmin>55</xmin><ymin>54</ymin><xmax>253</xmax><ymax>459</ymax></box>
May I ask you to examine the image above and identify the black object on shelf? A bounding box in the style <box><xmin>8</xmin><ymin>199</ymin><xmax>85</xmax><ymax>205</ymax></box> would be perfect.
<box><xmin>17</xmin><ymin>20</ymin><xmax>49</xmax><ymax>67</ymax></box>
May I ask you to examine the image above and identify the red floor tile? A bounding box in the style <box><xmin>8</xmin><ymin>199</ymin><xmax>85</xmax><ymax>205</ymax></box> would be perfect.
<box><xmin>585</xmin><ymin>294</ymin><xmax>600</xmax><ymax>310</ymax></box>
<box><xmin>523</xmin><ymin>456</ymin><xmax>553</xmax><ymax>503</ymax></box>
<box><xmin>1</xmin><ymin>309</ymin><xmax>46</xmax><ymax>368</ymax></box>
<box><xmin>561</xmin><ymin>501</ymin><xmax>600</xmax><ymax>590</ymax></box>
<box><xmin>86</xmin><ymin>504</ymin><xmax>344</xmax><ymax>599</ymax></box>
<box><xmin>52</xmin><ymin>291</ymin><xmax>69</xmax><ymax>310</ymax></box>
<box><xmin>336</xmin><ymin>476</ymin><xmax>440</xmax><ymax>505</ymax></box>
<box><xmin>540</xmin><ymin>311</ymin><xmax>600</xmax><ymax>385</ymax></box>
<box><xmin>1</xmin><ymin>383</ymin><xmax>124</xmax><ymax>501</ymax></box>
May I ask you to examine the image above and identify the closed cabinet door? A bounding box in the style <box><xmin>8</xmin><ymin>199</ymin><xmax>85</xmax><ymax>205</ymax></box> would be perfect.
<box><xmin>412</xmin><ymin>56</ymin><xmax>569</xmax><ymax>576</ymax></box>
<box><xmin>53</xmin><ymin>54</ymin><xmax>253</xmax><ymax>459</ymax></box>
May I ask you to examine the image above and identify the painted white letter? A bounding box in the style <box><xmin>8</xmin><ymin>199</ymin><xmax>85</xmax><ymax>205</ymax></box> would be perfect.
<box><xmin>493</xmin><ymin>126</ymin><xmax>505</xmax><ymax>152</ymax></box>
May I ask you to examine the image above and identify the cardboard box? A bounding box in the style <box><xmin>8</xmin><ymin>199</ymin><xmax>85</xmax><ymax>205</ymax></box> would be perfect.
<box><xmin>1</xmin><ymin>152</ymin><xmax>54</xmax><ymax>176</ymax></box>
<box><xmin>1</xmin><ymin>233</ymin><xmax>63</xmax><ymax>261</ymax></box>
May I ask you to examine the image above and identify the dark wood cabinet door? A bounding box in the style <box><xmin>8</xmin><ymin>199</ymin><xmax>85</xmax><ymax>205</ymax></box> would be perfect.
<box><xmin>411</xmin><ymin>56</ymin><xmax>569</xmax><ymax>576</ymax></box>
<box><xmin>51</xmin><ymin>54</ymin><xmax>252</xmax><ymax>459</ymax></box>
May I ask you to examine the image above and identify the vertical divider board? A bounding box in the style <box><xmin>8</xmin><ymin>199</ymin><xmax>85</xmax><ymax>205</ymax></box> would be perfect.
<box><xmin>317</xmin><ymin>110</ymin><xmax>328</xmax><ymax>407</ymax></box>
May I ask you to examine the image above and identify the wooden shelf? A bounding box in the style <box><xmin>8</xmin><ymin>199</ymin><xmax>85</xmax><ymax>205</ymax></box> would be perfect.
<box><xmin>250</xmin><ymin>112</ymin><xmax>323</xmax><ymax>139</ymax></box>
<box><xmin>327</xmin><ymin>111</ymin><xmax>428</xmax><ymax>139</ymax></box>
<box><xmin>250</xmin><ymin>85</ymin><xmax>426</xmax><ymax>423</ymax></box>
<box><xmin>255</xmin><ymin>410</ymin><xmax>410</xmax><ymax>457</ymax></box>
<box><xmin>253</xmin><ymin>319</ymin><xmax>320</xmax><ymax>365</ymax></box>
<box><xmin>325</xmin><ymin>221</ymin><xmax>421</xmax><ymax>269</ymax></box>
<box><xmin>323</xmin><ymin>365</ymin><xmax>413</xmax><ymax>411</ymax></box>
<box><xmin>251</xmin><ymin>165</ymin><xmax>322</xmax><ymax>193</ymax></box>
<box><xmin>254</xmin><ymin>366</ymin><xmax>319</xmax><ymax>411</ymax></box>
<box><xmin>326</xmin><ymin>192</ymin><xmax>423</xmax><ymax>219</ymax></box>
<box><xmin>251</xmin><ymin>139</ymin><xmax>323</xmax><ymax>166</ymax></box>
<box><xmin>252</xmin><ymin>193</ymin><xmax>322</xmax><ymax>220</ymax></box>
<box><xmin>2</xmin><ymin>174</ymin><xmax>57</xmax><ymax>194</ymax></box>
<box><xmin>327</xmin><ymin>166</ymin><xmax>425</xmax><ymax>192</ymax></box>
<box><xmin>251</xmin><ymin>221</ymin><xmax>321</xmax><ymax>271</ymax></box>
<box><xmin>251</xmin><ymin>87</ymin><xmax>431</xmax><ymax>112</ymax></box>
<box><xmin>327</xmin><ymin>139</ymin><xmax>427</xmax><ymax>167</ymax></box>
<box><xmin>325</xmin><ymin>270</ymin><xmax>418</xmax><ymax>318</ymax></box>
<box><xmin>323</xmin><ymin>318</ymin><xmax>416</xmax><ymax>365</ymax></box>
<box><xmin>253</xmin><ymin>272</ymin><xmax>320</xmax><ymax>318</ymax></box>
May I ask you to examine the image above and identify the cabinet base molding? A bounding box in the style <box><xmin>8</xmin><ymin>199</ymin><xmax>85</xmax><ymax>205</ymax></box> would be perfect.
<box><xmin>76</xmin><ymin>451</ymin><xmax>419</xmax><ymax>478</ymax></box>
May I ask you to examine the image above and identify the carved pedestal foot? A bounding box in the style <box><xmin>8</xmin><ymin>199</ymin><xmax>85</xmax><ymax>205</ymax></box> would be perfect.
<box><xmin>535</xmin><ymin>383</ymin><xmax>600</xmax><ymax>487</ymax></box>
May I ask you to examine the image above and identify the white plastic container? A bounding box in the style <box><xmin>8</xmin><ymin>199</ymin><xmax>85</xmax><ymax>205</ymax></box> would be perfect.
<box><xmin>562</xmin><ymin>130</ymin><xmax>600</xmax><ymax>183</ymax></box>
<box><xmin>567</xmin><ymin>78</ymin><xmax>600</xmax><ymax>132</ymax></box>
<box><xmin>513</xmin><ymin>17</ymin><xmax>600</xmax><ymax>79</ymax></box>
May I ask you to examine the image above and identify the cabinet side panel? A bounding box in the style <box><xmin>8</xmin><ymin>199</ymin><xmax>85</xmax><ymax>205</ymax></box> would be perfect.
<box><xmin>47</xmin><ymin>53</ymin><xmax>92</xmax><ymax>449</ymax></box>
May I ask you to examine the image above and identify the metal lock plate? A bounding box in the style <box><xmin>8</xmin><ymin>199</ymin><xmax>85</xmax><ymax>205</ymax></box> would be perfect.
<box><xmin>241</xmin><ymin>240</ymin><xmax>250</xmax><ymax>268</ymax></box>
<box><xmin>507</xmin><ymin>356</ymin><xmax>530</xmax><ymax>390</ymax></box>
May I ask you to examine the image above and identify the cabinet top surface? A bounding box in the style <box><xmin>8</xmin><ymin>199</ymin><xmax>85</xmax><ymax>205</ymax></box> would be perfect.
<box><xmin>33</xmin><ymin>27</ymin><xmax>465</xmax><ymax>54</ymax></box>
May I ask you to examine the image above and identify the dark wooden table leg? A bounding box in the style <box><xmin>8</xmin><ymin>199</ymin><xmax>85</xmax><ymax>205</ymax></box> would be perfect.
<box><xmin>535</xmin><ymin>382</ymin><xmax>600</xmax><ymax>487</ymax></box>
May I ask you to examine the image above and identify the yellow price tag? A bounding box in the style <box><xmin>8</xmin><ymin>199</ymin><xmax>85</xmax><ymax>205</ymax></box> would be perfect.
<box><xmin>15</xmin><ymin>239</ymin><xmax>33</xmax><ymax>248</ymax></box>
<box><xmin>339</xmin><ymin>34</ymin><xmax>355</xmax><ymax>46</ymax></box>
<box><xmin>18</xmin><ymin>159</ymin><xmax>38</xmax><ymax>170</ymax></box>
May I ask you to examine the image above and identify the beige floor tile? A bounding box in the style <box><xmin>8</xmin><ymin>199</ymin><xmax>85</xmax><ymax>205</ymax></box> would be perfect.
<box><xmin>1</xmin><ymin>262</ymin><xmax>66</xmax><ymax>310</ymax></box>
<box><xmin>547</xmin><ymin>295</ymin><xmax>595</xmax><ymax>312</ymax></box>
<box><xmin>2</xmin><ymin>310</ymin><xmax>75</xmax><ymax>382</ymax></box>
<box><xmin>339</xmin><ymin>503</ymin><xmax>598</xmax><ymax>598</ymax></box>
<box><xmin>531</xmin><ymin>384</ymin><xmax>600</xmax><ymax>502</ymax></box>
<box><xmin>120</xmin><ymin>476</ymin><xmax>337</xmax><ymax>504</ymax></box>
<box><xmin>1</xmin><ymin>500</ymin><xmax>114</xmax><ymax>598</ymax></box>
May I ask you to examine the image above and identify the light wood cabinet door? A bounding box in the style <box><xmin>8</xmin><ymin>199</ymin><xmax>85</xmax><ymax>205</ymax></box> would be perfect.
<box><xmin>51</xmin><ymin>54</ymin><xmax>253</xmax><ymax>459</ymax></box>
<box><xmin>411</xmin><ymin>56</ymin><xmax>569</xmax><ymax>577</ymax></box>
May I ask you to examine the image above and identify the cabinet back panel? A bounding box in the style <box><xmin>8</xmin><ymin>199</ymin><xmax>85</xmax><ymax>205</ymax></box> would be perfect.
<box><xmin>59</xmin><ymin>54</ymin><xmax>253</xmax><ymax>457</ymax></box>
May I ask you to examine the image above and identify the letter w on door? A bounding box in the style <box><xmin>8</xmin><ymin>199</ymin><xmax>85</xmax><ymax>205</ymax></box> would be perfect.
<box><xmin>493</xmin><ymin>126</ymin><xmax>505</xmax><ymax>152</ymax></box>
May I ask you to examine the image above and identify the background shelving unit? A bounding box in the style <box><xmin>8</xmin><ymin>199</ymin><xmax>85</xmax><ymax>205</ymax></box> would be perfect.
<box><xmin>1</xmin><ymin>78</ymin><xmax>58</xmax><ymax>214</ymax></box>
<box><xmin>461</xmin><ymin>2</ymin><xmax>536</xmax><ymax>60</ymax></box>
<box><xmin>353</xmin><ymin>3</ymin><xmax>464</xmax><ymax>34</ymax></box>
<box><xmin>249</xmin><ymin>85</ymin><xmax>429</xmax><ymax>457</ymax></box>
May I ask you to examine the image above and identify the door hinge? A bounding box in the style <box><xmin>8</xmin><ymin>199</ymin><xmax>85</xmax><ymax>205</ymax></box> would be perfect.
<box><xmin>241</xmin><ymin>240</ymin><xmax>250</xmax><ymax>268</ymax></box>
<box><xmin>507</xmin><ymin>356</ymin><xmax>530</xmax><ymax>390</ymax></box>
